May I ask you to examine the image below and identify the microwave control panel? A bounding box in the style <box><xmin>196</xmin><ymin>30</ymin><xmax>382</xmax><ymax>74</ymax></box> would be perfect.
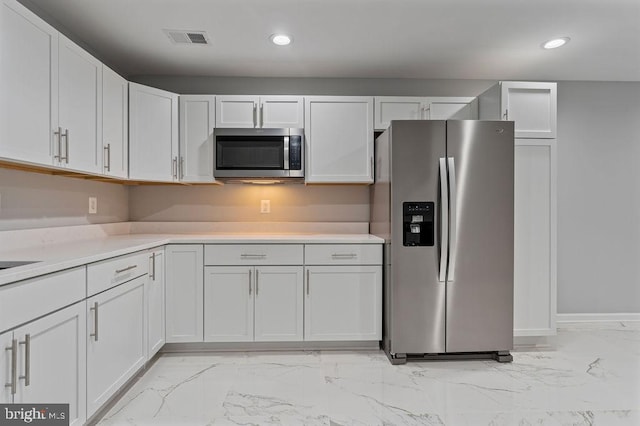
<box><xmin>289</xmin><ymin>136</ymin><xmax>302</xmax><ymax>170</ymax></box>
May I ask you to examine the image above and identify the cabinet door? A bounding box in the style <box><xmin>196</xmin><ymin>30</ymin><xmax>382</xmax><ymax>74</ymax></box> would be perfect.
<box><xmin>514</xmin><ymin>141</ymin><xmax>557</xmax><ymax>336</ymax></box>
<box><xmin>165</xmin><ymin>245</ymin><xmax>204</xmax><ymax>343</ymax></box>
<box><xmin>260</xmin><ymin>96</ymin><xmax>304</xmax><ymax>128</ymax></box>
<box><xmin>0</xmin><ymin>0</ymin><xmax>58</xmax><ymax>165</ymax></box>
<box><xmin>305</xmin><ymin>97</ymin><xmax>374</xmax><ymax>183</ymax></box>
<box><xmin>15</xmin><ymin>302</ymin><xmax>87</xmax><ymax>426</ymax></box>
<box><xmin>304</xmin><ymin>266</ymin><xmax>382</xmax><ymax>341</ymax></box>
<box><xmin>254</xmin><ymin>266</ymin><xmax>303</xmax><ymax>342</ymax></box>
<box><xmin>424</xmin><ymin>97</ymin><xmax>478</xmax><ymax>120</ymax></box>
<box><xmin>179</xmin><ymin>95</ymin><xmax>215</xmax><ymax>182</ymax></box>
<box><xmin>1</xmin><ymin>330</ymin><xmax>14</xmax><ymax>403</ymax></box>
<box><xmin>501</xmin><ymin>82</ymin><xmax>557</xmax><ymax>138</ymax></box>
<box><xmin>204</xmin><ymin>266</ymin><xmax>254</xmax><ymax>342</ymax></box>
<box><xmin>147</xmin><ymin>249</ymin><xmax>165</xmax><ymax>358</ymax></box>
<box><xmin>129</xmin><ymin>82</ymin><xmax>179</xmax><ymax>181</ymax></box>
<box><xmin>102</xmin><ymin>65</ymin><xmax>128</xmax><ymax>178</ymax></box>
<box><xmin>374</xmin><ymin>97</ymin><xmax>425</xmax><ymax>130</ymax></box>
<box><xmin>86</xmin><ymin>276</ymin><xmax>146</xmax><ymax>417</ymax></box>
<box><xmin>58</xmin><ymin>35</ymin><xmax>102</xmax><ymax>173</ymax></box>
<box><xmin>216</xmin><ymin>95</ymin><xmax>259</xmax><ymax>128</ymax></box>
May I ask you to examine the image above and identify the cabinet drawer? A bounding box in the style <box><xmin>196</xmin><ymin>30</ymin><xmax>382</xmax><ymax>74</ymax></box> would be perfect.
<box><xmin>304</xmin><ymin>244</ymin><xmax>382</xmax><ymax>265</ymax></box>
<box><xmin>205</xmin><ymin>244</ymin><xmax>303</xmax><ymax>265</ymax></box>
<box><xmin>87</xmin><ymin>251</ymin><xmax>149</xmax><ymax>296</ymax></box>
<box><xmin>0</xmin><ymin>267</ymin><xmax>86</xmax><ymax>333</ymax></box>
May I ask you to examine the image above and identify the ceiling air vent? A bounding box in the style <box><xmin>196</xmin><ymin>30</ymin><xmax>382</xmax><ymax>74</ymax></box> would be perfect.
<box><xmin>164</xmin><ymin>30</ymin><xmax>210</xmax><ymax>45</ymax></box>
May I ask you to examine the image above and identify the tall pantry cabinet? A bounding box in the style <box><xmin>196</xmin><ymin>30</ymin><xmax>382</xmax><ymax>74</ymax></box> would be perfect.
<box><xmin>479</xmin><ymin>81</ymin><xmax>558</xmax><ymax>342</ymax></box>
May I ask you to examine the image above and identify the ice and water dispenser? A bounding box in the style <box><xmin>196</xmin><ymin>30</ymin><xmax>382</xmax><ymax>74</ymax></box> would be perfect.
<box><xmin>403</xmin><ymin>202</ymin><xmax>434</xmax><ymax>246</ymax></box>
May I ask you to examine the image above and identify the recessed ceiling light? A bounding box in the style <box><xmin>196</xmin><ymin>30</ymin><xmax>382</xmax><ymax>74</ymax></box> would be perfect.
<box><xmin>270</xmin><ymin>34</ymin><xmax>292</xmax><ymax>46</ymax></box>
<box><xmin>542</xmin><ymin>37</ymin><xmax>570</xmax><ymax>49</ymax></box>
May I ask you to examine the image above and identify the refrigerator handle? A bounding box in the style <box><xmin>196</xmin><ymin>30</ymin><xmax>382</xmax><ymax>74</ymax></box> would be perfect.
<box><xmin>447</xmin><ymin>157</ymin><xmax>458</xmax><ymax>282</ymax></box>
<box><xmin>438</xmin><ymin>158</ymin><xmax>449</xmax><ymax>282</ymax></box>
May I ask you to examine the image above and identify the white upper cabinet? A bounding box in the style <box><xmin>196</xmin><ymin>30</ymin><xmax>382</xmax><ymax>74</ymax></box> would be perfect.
<box><xmin>305</xmin><ymin>96</ymin><xmax>374</xmax><ymax>183</ymax></box>
<box><xmin>0</xmin><ymin>0</ymin><xmax>58</xmax><ymax>166</ymax></box>
<box><xmin>374</xmin><ymin>96</ymin><xmax>478</xmax><ymax>130</ymax></box>
<box><xmin>57</xmin><ymin>35</ymin><xmax>102</xmax><ymax>173</ymax></box>
<box><xmin>129</xmin><ymin>82</ymin><xmax>179</xmax><ymax>181</ymax></box>
<box><xmin>102</xmin><ymin>66</ymin><xmax>128</xmax><ymax>178</ymax></box>
<box><xmin>216</xmin><ymin>95</ymin><xmax>304</xmax><ymax>128</ymax></box>
<box><xmin>260</xmin><ymin>96</ymin><xmax>304</xmax><ymax>128</ymax></box>
<box><xmin>179</xmin><ymin>95</ymin><xmax>216</xmax><ymax>182</ymax></box>
<box><xmin>479</xmin><ymin>81</ymin><xmax>557</xmax><ymax>138</ymax></box>
<box><xmin>425</xmin><ymin>97</ymin><xmax>478</xmax><ymax>120</ymax></box>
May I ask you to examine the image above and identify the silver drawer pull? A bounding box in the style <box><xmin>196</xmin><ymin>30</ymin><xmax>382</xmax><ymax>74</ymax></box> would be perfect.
<box><xmin>19</xmin><ymin>334</ymin><xmax>30</xmax><ymax>386</ymax></box>
<box><xmin>115</xmin><ymin>265</ymin><xmax>137</xmax><ymax>274</ymax></box>
<box><xmin>5</xmin><ymin>339</ymin><xmax>17</xmax><ymax>395</ymax></box>
<box><xmin>331</xmin><ymin>253</ymin><xmax>358</xmax><ymax>258</ymax></box>
<box><xmin>240</xmin><ymin>254</ymin><xmax>266</xmax><ymax>259</ymax></box>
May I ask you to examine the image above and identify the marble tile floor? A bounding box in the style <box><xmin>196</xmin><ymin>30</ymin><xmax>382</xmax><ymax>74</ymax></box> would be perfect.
<box><xmin>96</xmin><ymin>322</ymin><xmax>640</xmax><ymax>425</ymax></box>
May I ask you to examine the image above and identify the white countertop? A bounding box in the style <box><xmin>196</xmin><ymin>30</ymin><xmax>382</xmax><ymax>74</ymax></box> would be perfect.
<box><xmin>0</xmin><ymin>233</ymin><xmax>384</xmax><ymax>286</ymax></box>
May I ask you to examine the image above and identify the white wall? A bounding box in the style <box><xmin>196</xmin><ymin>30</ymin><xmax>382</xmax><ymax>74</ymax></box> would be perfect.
<box><xmin>0</xmin><ymin>168</ymin><xmax>129</xmax><ymax>231</ymax></box>
<box><xmin>557</xmin><ymin>81</ymin><xmax>640</xmax><ymax>313</ymax></box>
<box><xmin>129</xmin><ymin>184</ymin><xmax>369</xmax><ymax>223</ymax></box>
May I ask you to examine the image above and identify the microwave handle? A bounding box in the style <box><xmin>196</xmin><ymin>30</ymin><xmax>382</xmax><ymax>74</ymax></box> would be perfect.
<box><xmin>283</xmin><ymin>136</ymin><xmax>290</xmax><ymax>170</ymax></box>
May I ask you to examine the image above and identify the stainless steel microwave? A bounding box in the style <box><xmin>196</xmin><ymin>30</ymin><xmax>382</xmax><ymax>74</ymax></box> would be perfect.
<box><xmin>214</xmin><ymin>128</ymin><xmax>304</xmax><ymax>180</ymax></box>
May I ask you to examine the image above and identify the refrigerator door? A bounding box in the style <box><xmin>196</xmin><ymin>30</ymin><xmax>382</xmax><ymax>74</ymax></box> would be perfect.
<box><xmin>389</xmin><ymin>120</ymin><xmax>447</xmax><ymax>354</ymax></box>
<box><xmin>445</xmin><ymin>120</ymin><xmax>514</xmax><ymax>353</ymax></box>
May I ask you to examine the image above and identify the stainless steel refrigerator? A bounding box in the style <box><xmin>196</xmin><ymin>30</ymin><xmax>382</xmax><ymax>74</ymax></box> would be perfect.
<box><xmin>370</xmin><ymin>120</ymin><xmax>514</xmax><ymax>364</ymax></box>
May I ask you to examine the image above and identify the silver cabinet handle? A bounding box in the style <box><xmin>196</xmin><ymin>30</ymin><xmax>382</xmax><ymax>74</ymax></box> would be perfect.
<box><xmin>503</xmin><ymin>109</ymin><xmax>508</xmax><ymax>120</ymax></box>
<box><xmin>240</xmin><ymin>254</ymin><xmax>266</xmax><ymax>259</ymax></box>
<box><xmin>5</xmin><ymin>339</ymin><xmax>17</xmax><ymax>395</ymax></box>
<box><xmin>306</xmin><ymin>269</ymin><xmax>310</xmax><ymax>296</ymax></box>
<box><xmin>255</xmin><ymin>269</ymin><xmax>259</xmax><ymax>296</ymax></box>
<box><xmin>370</xmin><ymin>156</ymin><xmax>374</xmax><ymax>179</ymax></box>
<box><xmin>439</xmin><ymin>158</ymin><xmax>449</xmax><ymax>283</ymax></box>
<box><xmin>104</xmin><ymin>143</ymin><xmax>111</xmax><ymax>172</ymax></box>
<box><xmin>331</xmin><ymin>253</ymin><xmax>357</xmax><ymax>259</ymax></box>
<box><xmin>253</xmin><ymin>103</ymin><xmax>257</xmax><ymax>127</ymax></box>
<box><xmin>259</xmin><ymin>103</ymin><xmax>263</xmax><ymax>128</ymax></box>
<box><xmin>447</xmin><ymin>157</ymin><xmax>457</xmax><ymax>282</ymax></box>
<box><xmin>180</xmin><ymin>157</ymin><xmax>185</xmax><ymax>179</ymax></box>
<box><xmin>115</xmin><ymin>265</ymin><xmax>137</xmax><ymax>274</ymax></box>
<box><xmin>172</xmin><ymin>157</ymin><xmax>178</xmax><ymax>179</ymax></box>
<box><xmin>54</xmin><ymin>127</ymin><xmax>62</xmax><ymax>161</ymax></box>
<box><xmin>61</xmin><ymin>129</ymin><xmax>69</xmax><ymax>163</ymax></box>
<box><xmin>248</xmin><ymin>269</ymin><xmax>252</xmax><ymax>295</ymax></box>
<box><xmin>90</xmin><ymin>302</ymin><xmax>99</xmax><ymax>341</ymax></box>
<box><xmin>149</xmin><ymin>254</ymin><xmax>155</xmax><ymax>280</ymax></box>
<box><xmin>19</xmin><ymin>334</ymin><xmax>30</xmax><ymax>386</ymax></box>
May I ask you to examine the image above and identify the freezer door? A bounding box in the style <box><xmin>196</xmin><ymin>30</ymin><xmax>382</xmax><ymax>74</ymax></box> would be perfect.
<box><xmin>389</xmin><ymin>120</ymin><xmax>446</xmax><ymax>354</ymax></box>
<box><xmin>445</xmin><ymin>120</ymin><xmax>514</xmax><ymax>352</ymax></box>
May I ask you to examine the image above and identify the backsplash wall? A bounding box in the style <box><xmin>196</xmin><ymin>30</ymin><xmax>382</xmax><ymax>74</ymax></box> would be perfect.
<box><xmin>128</xmin><ymin>184</ymin><xmax>370</xmax><ymax>223</ymax></box>
<box><xmin>0</xmin><ymin>168</ymin><xmax>129</xmax><ymax>231</ymax></box>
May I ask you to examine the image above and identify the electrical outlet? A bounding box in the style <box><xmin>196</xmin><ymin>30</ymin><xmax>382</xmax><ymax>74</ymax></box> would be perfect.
<box><xmin>260</xmin><ymin>199</ymin><xmax>271</xmax><ymax>214</ymax></box>
<box><xmin>89</xmin><ymin>197</ymin><xmax>98</xmax><ymax>214</ymax></box>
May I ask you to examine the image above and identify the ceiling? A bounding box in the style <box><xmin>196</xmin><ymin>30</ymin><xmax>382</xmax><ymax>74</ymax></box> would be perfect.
<box><xmin>19</xmin><ymin>0</ymin><xmax>640</xmax><ymax>81</ymax></box>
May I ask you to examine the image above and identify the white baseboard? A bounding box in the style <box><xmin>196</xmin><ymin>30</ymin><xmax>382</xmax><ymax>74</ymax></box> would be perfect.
<box><xmin>557</xmin><ymin>313</ymin><xmax>640</xmax><ymax>323</ymax></box>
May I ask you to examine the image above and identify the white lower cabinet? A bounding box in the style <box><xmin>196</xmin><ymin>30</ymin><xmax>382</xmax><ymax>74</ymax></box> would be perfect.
<box><xmin>204</xmin><ymin>267</ymin><xmax>253</xmax><ymax>342</ymax></box>
<box><xmin>0</xmin><ymin>302</ymin><xmax>87</xmax><ymax>425</ymax></box>
<box><xmin>147</xmin><ymin>248</ymin><xmax>165</xmax><ymax>357</ymax></box>
<box><xmin>165</xmin><ymin>245</ymin><xmax>204</xmax><ymax>343</ymax></box>
<box><xmin>204</xmin><ymin>266</ymin><xmax>304</xmax><ymax>342</ymax></box>
<box><xmin>304</xmin><ymin>266</ymin><xmax>382</xmax><ymax>341</ymax></box>
<box><xmin>86</xmin><ymin>276</ymin><xmax>146</xmax><ymax>417</ymax></box>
